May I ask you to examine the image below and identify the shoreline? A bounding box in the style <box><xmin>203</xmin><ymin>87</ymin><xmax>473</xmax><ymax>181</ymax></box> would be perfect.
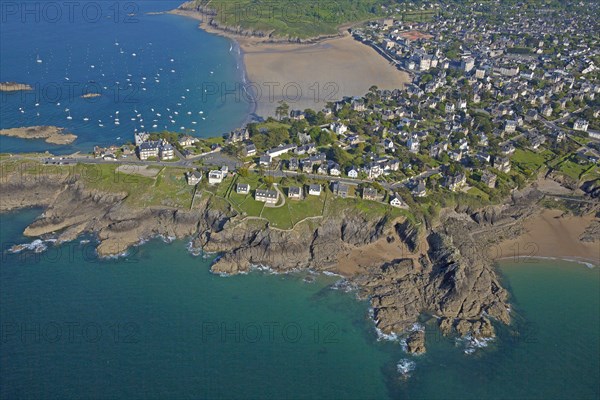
<box><xmin>496</xmin><ymin>256</ymin><xmax>597</xmax><ymax>269</ymax></box>
<box><xmin>494</xmin><ymin>208</ymin><xmax>599</xmax><ymax>268</ymax></box>
<box><xmin>167</xmin><ymin>8</ymin><xmax>411</xmax><ymax>117</ymax></box>
<box><xmin>167</xmin><ymin>9</ymin><xmax>259</xmax><ymax>124</ymax></box>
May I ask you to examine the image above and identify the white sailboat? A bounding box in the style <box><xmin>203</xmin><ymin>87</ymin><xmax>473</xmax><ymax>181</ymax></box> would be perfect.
<box><xmin>36</xmin><ymin>54</ymin><xmax>42</xmax><ymax>63</ymax></box>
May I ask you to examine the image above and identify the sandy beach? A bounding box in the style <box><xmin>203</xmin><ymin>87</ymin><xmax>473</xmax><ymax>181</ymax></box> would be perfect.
<box><xmin>169</xmin><ymin>9</ymin><xmax>411</xmax><ymax>117</ymax></box>
<box><xmin>495</xmin><ymin>209</ymin><xmax>599</xmax><ymax>267</ymax></box>
<box><xmin>241</xmin><ymin>36</ymin><xmax>411</xmax><ymax>116</ymax></box>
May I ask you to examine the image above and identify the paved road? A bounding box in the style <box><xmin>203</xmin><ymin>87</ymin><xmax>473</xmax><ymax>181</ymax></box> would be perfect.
<box><xmin>10</xmin><ymin>152</ymin><xmax>439</xmax><ymax>192</ymax></box>
<box><xmin>35</xmin><ymin>149</ymin><xmax>241</xmax><ymax>170</ymax></box>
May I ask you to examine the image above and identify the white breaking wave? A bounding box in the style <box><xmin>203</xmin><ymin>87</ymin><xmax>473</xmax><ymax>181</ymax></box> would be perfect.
<box><xmin>457</xmin><ymin>334</ymin><xmax>494</xmax><ymax>355</ymax></box>
<box><xmin>8</xmin><ymin>239</ymin><xmax>48</xmax><ymax>254</ymax></box>
<box><xmin>396</xmin><ymin>359</ymin><xmax>416</xmax><ymax>377</ymax></box>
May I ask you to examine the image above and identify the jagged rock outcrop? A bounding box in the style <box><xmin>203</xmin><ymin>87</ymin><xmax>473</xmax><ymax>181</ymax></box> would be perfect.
<box><xmin>394</xmin><ymin>220</ymin><xmax>420</xmax><ymax>252</ymax></box>
<box><xmin>3</xmin><ymin>162</ymin><xmax>593</xmax><ymax>354</ymax></box>
<box><xmin>406</xmin><ymin>330</ymin><xmax>426</xmax><ymax>355</ymax></box>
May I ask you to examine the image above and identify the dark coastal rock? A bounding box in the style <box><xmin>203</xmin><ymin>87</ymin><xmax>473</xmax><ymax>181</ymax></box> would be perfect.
<box><xmin>394</xmin><ymin>220</ymin><xmax>420</xmax><ymax>252</ymax></box>
<box><xmin>2</xmin><ymin>165</ymin><xmax>578</xmax><ymax>353</ymax></box>
<box><xmin>406</xmin><ymin>330</ymin><xmax>426</xmax><ymax>355</ymax></box>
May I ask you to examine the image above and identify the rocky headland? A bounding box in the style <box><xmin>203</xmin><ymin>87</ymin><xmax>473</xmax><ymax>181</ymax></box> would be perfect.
<box><xmin>0</xmin><ymin>126</ymin><xmax>77</xmax><ymax>145</ymax></box>
<box><xmin>1</xmin><ymin>160</ymin><xmax>598</xmax><ymax>354</ymax></box>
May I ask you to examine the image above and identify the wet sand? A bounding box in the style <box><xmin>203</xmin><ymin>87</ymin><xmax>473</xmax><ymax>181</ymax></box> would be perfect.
<box><xmin>241</xmin><ymin>35</ymin><xmax>411</xmax><ymax>116</ymax></box>
<box><xmin>169</xmin><ymin>9</ymin><xmax>410</xmax><ymax>117</ymax></box>
<box><xmin>496</xmin><ymin>209</ymin><xmax>600</xmax><ymax>267</ymax></box>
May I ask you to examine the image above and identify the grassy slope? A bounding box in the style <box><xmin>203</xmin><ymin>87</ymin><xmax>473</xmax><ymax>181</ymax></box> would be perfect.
<box><xmin>189</xmin><ymin>0</ymin><xmax>388</xmax><ymax>38</ymax></box>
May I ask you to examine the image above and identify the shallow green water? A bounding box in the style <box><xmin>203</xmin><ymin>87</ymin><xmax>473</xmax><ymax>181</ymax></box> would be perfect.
<box><xmin>1</xmin><ymin>210</ymin><xmax>599</xmax><ymax>399</ymax></box>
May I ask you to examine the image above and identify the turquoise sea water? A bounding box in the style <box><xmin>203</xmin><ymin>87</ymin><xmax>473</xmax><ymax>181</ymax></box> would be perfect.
<box><xmin>0</xmin><ymin>1</ymin><xmax>251</xmax><ymax>154</ymax></box>
<box><xmin>2</xmin><ymin>3</ymin><xmax>599</xmax><ymax>398</ymax></box>
<box><xmin>1</xmin><ymin>210</ymin><xmax>599</xmax><ymax>399</ymax></box>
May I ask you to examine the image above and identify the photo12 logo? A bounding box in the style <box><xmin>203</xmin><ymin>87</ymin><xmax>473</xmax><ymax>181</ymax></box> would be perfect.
<box><xmin>200</xmin><ymin>321</ymin><xmax>340</xmax><ymax>344</ymax></box>
<box><xmin>204</xmin><ymin>0</ymin><xmax>346</xmax><ymax>25</ymax></box>
<box><xmin>201</xmin><ymin>81</ymin><xmax>340</xmax><ymax>105</ymax></box>
<box><xmin>1</xmin><ymin>321</ymin><xmax>141</xmax><ymax>344</ymax></box>
<box><xmin>1</xmin><ymin>1</ymin><xmax>140</xmax><ymax>24</ymax></box>
<box><xmin>1</xmin><ymin>81</ymin><xmax>140</xmax><ymax>106</ymax></box>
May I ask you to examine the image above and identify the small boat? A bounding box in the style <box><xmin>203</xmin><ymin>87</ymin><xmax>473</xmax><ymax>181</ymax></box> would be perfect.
<box><xmin>36</xmin><ymin>54</ymin><xmax>42</xmax><ymax>63</ymax></box>
<box><xmin>83</xmin><ymin>117</ymin><xmax>89</xmax><ymax>121</ymax></box>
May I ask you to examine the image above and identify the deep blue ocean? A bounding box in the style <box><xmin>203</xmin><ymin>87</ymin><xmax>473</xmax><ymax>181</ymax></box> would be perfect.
<box><xmin>1</xmin><ymin>2</ymin><xmax>599</xmax><ymax>399</ymax></box>
<box><xmin>0</xmin><ymin>0</ymin><xmax>251</xmax><ymax>154</ymax></box>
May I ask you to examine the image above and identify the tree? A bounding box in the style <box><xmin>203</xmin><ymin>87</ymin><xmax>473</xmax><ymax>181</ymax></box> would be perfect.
<box><xmin>275</xmin><ymin>101</ymin><xmax>290</xmax><ymax>121</ymax></box>
<box><xmin>330</xmin><ymin>146</ymin><xmax>352</xmax><ymax>167</ymax></box>
<box><xmin>238</xmin><ymin>167</ymin><xmax>249</xmax><ymax>177</ymax></box>
<box><xmin>316</xmin><ymin>130</ymin><xmax>334</xmax><ymax>146</ymax></box>
<box><xmin>263</xmin><ymin>175</ymin><xmax>275</xmax><ymax>187</ymax></box>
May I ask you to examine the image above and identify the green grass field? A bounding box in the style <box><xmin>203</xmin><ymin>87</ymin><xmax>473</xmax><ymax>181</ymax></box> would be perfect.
<box><xmin>69</xmin><ymin>164</ymin><xmax>194</xmax><ymax>208</ymax></box>
<box><xmin>467</xmin><ymin>186</ymin><xmax>490</xmax><ymax>201</ymax></box>
<box><xmin>511</xmin><ymin>149</ymin><xmax>555</xmax><ymax>174</ymax></box>
<box><xmin>556</xmin><ymin>159</ymin><xmax>595</xmax><ymax>181</ymax></box>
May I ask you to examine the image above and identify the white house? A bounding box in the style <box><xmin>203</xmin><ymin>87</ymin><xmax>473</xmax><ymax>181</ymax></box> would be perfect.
<box><xmin>208</xmin><ymin>170</ymin><xmax>223</xmax><ymax>185</ymax></box>
<box><xmin>330</xmin><ymin>122</ymin><xmax>348</xmax><ymax>135</ymax></box>
<box><xmin>308</xmin><ymin>184</ymin><xmax>322</xmax><ymax>196</ymax></box>
<box><xmin>236</xmin><ymin>183</ymin><xmax>250</xmax><ymax>194</ymax></box>
<box><xmin>347</xmin><ymin>167</ymin><xmax>359</xmax><ymax>178</ymax></box>
<box><xmin>255</xmin><ymin>189</ymin><xmax>279</xmax><ymax>204</ymax></box>
<box><xmin>573</xmin><ymin>119</ymin><xmax>589</xmax><ymax>132</ymax></box>
<box><xmin>407</xmin><ymin>136</ymin><xmax>420</xmax><ymax>153</ymax></box>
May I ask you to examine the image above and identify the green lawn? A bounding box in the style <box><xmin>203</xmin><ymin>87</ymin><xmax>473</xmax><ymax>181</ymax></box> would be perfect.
<box><xmin>230</xmin><ymin>191</ymin><xmax>265</xmax><ymax>217</ymax></box>
<box><xmin>70</xmin><ymin>164</ymin><xmax>193</xmax><ymax>208</ymax></box>
<box><xmin>556</xmin><ymin>159</ymin><xmax>595</xmax><ymax>181</ymax></box>
<box><xmin>511</xmin><ymin>149</ymin><xmax>555</xmax><ymax>174</ymax></box>
<box><xmin>468</xmin><ymin>186</ymin><xmax>490</xmax><ymax>201</ymax></box>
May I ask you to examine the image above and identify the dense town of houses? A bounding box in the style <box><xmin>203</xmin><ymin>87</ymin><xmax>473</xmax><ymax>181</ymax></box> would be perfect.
<box><xmin>92</xmin><ymin>1</ymin><xmax>599</xmax><ymax>209</ymax></box>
